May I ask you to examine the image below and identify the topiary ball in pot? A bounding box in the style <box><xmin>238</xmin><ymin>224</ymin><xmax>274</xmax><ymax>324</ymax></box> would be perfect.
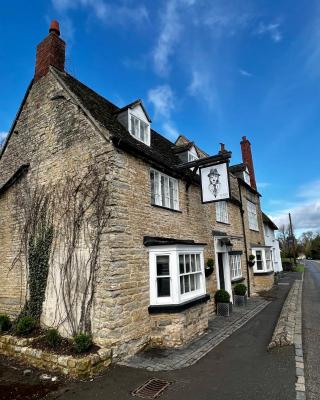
<box><xmin>214</xmin><ymin>289</ymin><xmax>230</xmax><ymax>303</ymax></box>
<box><xmin>234</xmin><ymin>284</ymin><xmax>247</xmax><ymax>296</ymax></box>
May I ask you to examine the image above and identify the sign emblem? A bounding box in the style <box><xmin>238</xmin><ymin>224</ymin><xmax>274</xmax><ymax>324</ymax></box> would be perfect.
<box><xmin>200</xmin><ymin>162</ymin><xmax>230</xmax><ymax>203</ymax></box>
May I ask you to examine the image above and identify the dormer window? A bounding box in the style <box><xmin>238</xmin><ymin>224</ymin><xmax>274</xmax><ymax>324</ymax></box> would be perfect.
<box><xmin>243</xmin><ymin>169</ymin><xmax>251</xmax><ymax>185</ymax></box>
<box><xmin>188</xmin><ymin>151</ymin><xmax>198</xmax><ymax>162</ymax></box>
<box><xmin>130</xmin><ymin>114</ymin><xmax>149</xmax><ymax>145</ymax></box>
<box><xmin>116</xmin><ymin>100</ymin><xmax>151</xmax><ymax>146</ymax></box>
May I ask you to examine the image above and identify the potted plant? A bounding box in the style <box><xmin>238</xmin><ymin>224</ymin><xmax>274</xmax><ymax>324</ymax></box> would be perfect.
<box><xmin>233</xmin><ymin>283</ymin><xmax>247</xmax><ymax>306</ymax></box>
<box><xmin>214</xmin><ymin>289</ymin><xmax>232</xmax><ymax>316</ymax></box>
<box><xmin>248</xmin><ymin>254</ymin><xmax>255</xmax><ymax>267</ymax></box>
<box><xmin>205</xmin><ymin>258</ymin><xmax>214</xmax><ymax>277</ymax></box>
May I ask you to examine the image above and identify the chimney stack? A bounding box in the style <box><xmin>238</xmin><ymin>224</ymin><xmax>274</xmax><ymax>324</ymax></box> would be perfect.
<box><xmin>34</xmin><ymin>20</ymin><xmax>65</xmax><ymax>81</ymax></box>
<box><xmin>240</xmin><ymin>136</ymin><xmax>257</xmax><ymax>190</ymax></box>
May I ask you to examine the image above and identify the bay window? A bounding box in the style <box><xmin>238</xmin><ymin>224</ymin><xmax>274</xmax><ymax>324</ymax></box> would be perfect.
<box><xmin>150</xmin><ymin>169</ymin><xmax>179</xmax><ymax>210</ymax></box>
<box><xmin>149</xmin><ymin>245</ymin><xmax>206</xmax><ymax>306</ymax></box>
<box><xmin>252</xmin><ymin>248</ymin><xmax>273</xmax><ymax>273</ymax></box>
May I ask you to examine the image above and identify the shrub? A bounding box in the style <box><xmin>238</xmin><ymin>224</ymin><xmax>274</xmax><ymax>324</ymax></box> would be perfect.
<box><xmin>45</xmin><ymin>328</ymin><xmax>61</xmax><ymax>348</ymax></box>
<box><xmin>248</xmin><ymin>254</ymin><xmax>255</xmax><ymax>261</ymax></box>
<box><xmin>282</xmin><ymin>261</ymin><xmax>294</xmax><ymax>272</ymax></box>
<box><xmin>73</xmin><ymin>333</ymin><xmax>92</xmax><ymax>353</ymax></box>
<box><xmin>16</xmin><ymin>316</ymin><xmax>36</xmax><ymax>336</ymax></box>
<box><xmin>206</xmin><ymin>258</ymin><xmax>214</xmax><ymax>268</ymax></box>
<box><xmin>0</xmin><ymin>314</ymin><xmax>11</xmax><ymax>332</ymax></box>
<box><xmin>234</xmin><ymin>283</ymin><xmax>247</xmax><ymax>296</ymax></box>
<box><xmin>214</xmin><ymin>289</ymin><xmax>230</xmax><ymax>303</ymax></box>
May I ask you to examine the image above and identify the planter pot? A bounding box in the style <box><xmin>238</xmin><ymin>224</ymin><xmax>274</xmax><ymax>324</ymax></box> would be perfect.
<box><xmin>205</xmin><ymin>266</ymin><xmax>214</xmax><ymax>277</ymax></box>
<box><xmin>216</xmin><ymin>302</ymin><xmax>232</xmax><ymax>317</ymax></box>
<box><xmin>248</xmin><ymin>261</ymin><xmax>255</xmax><ymax>267</ymax></box>
<box><xmin>233</xmin><ymin>294</ymin><xmax>247</xmax><ymax>307</ymax></box>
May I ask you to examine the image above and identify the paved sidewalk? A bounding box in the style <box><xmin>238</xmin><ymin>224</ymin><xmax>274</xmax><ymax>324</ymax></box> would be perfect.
<box><xmin>120</xmin><ymin>297</ymin><xmax>269</xmax><ymax>371</ymax></box>
<box><xmin>49</xmin><ymin>272</ymin><xmax>298</xmax><ymax>400</ymax></box>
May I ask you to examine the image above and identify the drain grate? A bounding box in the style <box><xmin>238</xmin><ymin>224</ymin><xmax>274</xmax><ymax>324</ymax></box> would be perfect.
<box><xmin>132</xmin><ymin>378</ymin><xmax>171</xmax><ymax>399</ymax></box>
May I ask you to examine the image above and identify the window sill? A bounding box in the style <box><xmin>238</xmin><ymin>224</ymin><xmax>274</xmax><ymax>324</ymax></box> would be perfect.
<box><xmin>231</xmin><ymin>276</ymin><xmax>245</xmax><ymax>283</ymax></box>
<box><xmin>148</xmin><ymin>294</ymin><xmax>210</xmax><ymax>314</ymax></box>
<box><xmin>151</xmin><ymin>204</ymin><xmax>182</xmax><ymax>213</ymax></box>
<box><xmin>216</xmin><ymin>221</ymin><xmax>230</xmax><ymax>225</ymax></box>
<box><xmin>253</xmin><ymin>270</ymin><xmax>274</xmax><ymax>276</ymax></box>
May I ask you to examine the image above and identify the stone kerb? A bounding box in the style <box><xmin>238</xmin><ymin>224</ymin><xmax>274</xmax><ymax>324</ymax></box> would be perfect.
<box><xmin>268</xmin><ymin>280</ymin><xmax>300</xmax><ymax>349</ymax></box>
<box><xmin>0</xmin><ymin>334</ymin><xmax>112</xmax><ymax>378</ymax></box>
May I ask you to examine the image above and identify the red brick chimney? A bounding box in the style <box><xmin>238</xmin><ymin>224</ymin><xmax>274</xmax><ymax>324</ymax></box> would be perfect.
<box><xmin>240</xmin><ymin>136</ymin><xmax>257</xmax><ymax>190</ymax></box>
<box><xmin>34</xmin><ymin>20</ymin><xmax>65</xmax><ymax>81</ymax></box>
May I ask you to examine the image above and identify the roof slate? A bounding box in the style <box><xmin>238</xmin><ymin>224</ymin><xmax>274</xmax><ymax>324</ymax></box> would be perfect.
<box><xmin>54</xmin><ymin>68</ymin><xmax>184</xmax><ymax>173</ymax></box>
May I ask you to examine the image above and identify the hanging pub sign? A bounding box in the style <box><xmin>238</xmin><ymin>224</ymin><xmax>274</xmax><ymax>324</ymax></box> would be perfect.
<box><xmin>200</xmin><ymin>162</ymin><xmax>230</xmax><ymax>203</ymax></box>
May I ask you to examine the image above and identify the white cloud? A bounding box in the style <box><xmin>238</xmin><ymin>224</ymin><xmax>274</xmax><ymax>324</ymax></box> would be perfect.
<box><xmin>239</xmin><ymin>69</ymin><xmax>253</xmax><ymax>77</ymax></box>
<box><xmin>187</xmin><ymin>68</ymin><xmax>219</xmax><ymax>110</ymax></box>
<box><xmin>0</xmin><ymin>131</ymin><xmax>8</xmax><ymax>145</ymax></box>
<box><xmin>270</xmin><ymin>180</ymin><xmax>320</xmax><ymax>232</ymax></box>
<box><xmin>257</xmin><ymin>182</ymin><xmax>270</xmax><ymax>188</ymax></box>
<box><xmin>162</xmin><ymin>122</ymin><xmax>179</xmax><ymax>140</ymax></box>
<box><xmin>52</xmin><ymin>0</ymin><xmax>148</xmax><ymax>26</ymax></box>
<box><xmin>147</xmin><ymin>85</ymin><xmax>175</xmax><ymax>118</ymax></box>
<box><xmin>256</xmin><ymin>21</ymin><xmax>282</xmax><ymax>43</ymax></box>
<box><xmin>153</xmin><ymin>0</ymin><xmax>182</xmax><ymax>76</ymax></box>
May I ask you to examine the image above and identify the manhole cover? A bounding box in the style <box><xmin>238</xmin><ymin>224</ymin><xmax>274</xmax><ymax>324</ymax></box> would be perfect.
<box><xmin>132</xmin><ymin>378</ymin><xmax>171</xmax><ymax>399</ymax></box>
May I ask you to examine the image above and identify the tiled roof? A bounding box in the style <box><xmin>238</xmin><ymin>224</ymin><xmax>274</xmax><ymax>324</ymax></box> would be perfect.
<box><xmin>262</xmin><ymin>212</ymin><xmax>278</xmax><ymax>230</ymax></box>
<box><xmin>54</xmin><ymin>68</ymin><xmax>186</xmax><ymax>174</ymax></box>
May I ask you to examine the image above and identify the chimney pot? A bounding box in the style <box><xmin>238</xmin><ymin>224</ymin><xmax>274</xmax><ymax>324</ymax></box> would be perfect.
<box><xmin>49</xmin><ymin>20</ymin><xmax>60</xmax><ymax>36</ymax></box>
<box><xmin>220</xmin><ymin>143</ymin><xmax>225</xmax><ymax>152</ymax></box>
<box><xmin>34</xmin><ymin>21</ymin><xmax>65</xmax><ymax>81</ymax></box>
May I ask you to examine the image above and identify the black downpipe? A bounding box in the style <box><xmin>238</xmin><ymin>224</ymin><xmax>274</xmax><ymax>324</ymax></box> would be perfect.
<box><xmin>239</xmin><ymin>183</ymin><xmax>251</xmax><ymax>297</ymax></box>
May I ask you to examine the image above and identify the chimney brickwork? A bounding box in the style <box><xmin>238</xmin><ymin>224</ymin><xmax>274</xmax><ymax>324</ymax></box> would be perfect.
<box><xmin>240</xmin><ymin>136</ymin><xmax>257</xmax><ymax>190</ymax></box>
<box><xmin>34</xmin><ymin>21</ymin><xmax>65</xmax><ymax>81</ymax></box>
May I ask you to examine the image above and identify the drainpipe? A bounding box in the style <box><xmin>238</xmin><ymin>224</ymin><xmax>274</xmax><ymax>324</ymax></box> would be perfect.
<box><xmin>238</xmin><ymin>182</ymin><xmax>251</xmax><ymax>297</ymax></box>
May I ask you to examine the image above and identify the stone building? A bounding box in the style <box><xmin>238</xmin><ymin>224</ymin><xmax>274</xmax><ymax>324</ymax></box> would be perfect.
<box><xmin>0</xmin><ymin>22</ymin><xmax>278</xmax><ymax>359</ymax></box>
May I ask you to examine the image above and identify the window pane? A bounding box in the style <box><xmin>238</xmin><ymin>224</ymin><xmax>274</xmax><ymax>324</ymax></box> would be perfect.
<box><xmin>184</xmin><ymin>275</ymin><xmax>190</xmax><ymax>292</ymax></box>
<box><xmin>196</xmin><ymin>254</ymin><xmax>201</xmax><ymax>271</ymax></box>
<box><xmin>156</xmin><ymin>255</ymin><xmax>170</xmax><ymax>276</ymax></box>
<box><xmin>169</xmin><ymin>179</ymin><xmax>174</xmax><ymax>209</ymax></box>
<box><xmin>179</xmin><ymin>255</ymin><xmax>185</xmax><ymax>274</ymax></box>
<box><xmin>185</xmin><ymin>255</ymin><xmax>190</xmax><ymax>273</ymax></box>
<box><xmin>157</xmin><ymin>277</ymin><xmax>170</xmax><ymax>297</ymax></box>
<box><xmin>195</xmin><ymin>274</ymin><xmax>200</xmax><ymax>290</ymax></box>
<box><xmin>256</xmin><ymin>251</ymin><xmax>263</xmax><ymax>270</ymax></box>
<box><xmin>191</xmin><ymin>254</ymin><xmax>196</xmax><ymax>272</ymax></box>
<box><xmin>150</xmin><ymin>170</ymin><xmax>155</xmax><ymax>204</ymax></box>
<box><xmin>190</xmin><ymin>274</ymin><xmax>195</xmax><ymax>291</ymax></box>
<box><xmin>180</xmin><ymin>276</ymin><xmax>184</xmax><ymax>294</ymax></box>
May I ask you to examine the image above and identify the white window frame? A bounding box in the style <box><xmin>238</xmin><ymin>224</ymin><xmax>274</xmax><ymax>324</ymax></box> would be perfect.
<box><xmin>229</xmin><ymin>254</ymin><xmax>242</xmax><ymax>280</ymax></box>
<box><xmin>243</xmin><ymin>170</ymin><xmax>251</xmax><ymax>185</ymax></box>
<box><xmin>251</xmin><ymin>248</ymin><xmax>274</xmax><ymax>273</ymax></box>
<box><xmin>149</xmin><ymin>245</ymin><xmax>206</xmax><ymax>306</ymax></box>
<box><xmin>216</xmin><ymin>201</ymin><xmax>229</xmax><ymax>224</ymax></box>
<box><xmin>129</xmin><ymin>113</ymin><xmax>150</xmax><ymax>146</ymax></box>
<box><xmin>247</xmin><ymin>200</ymin><xmax>259</xmax><ymax>231</ymax></box>
<box><xmin>150</xmin><ymin>169</ymin><xmax>179</xmax><ymax>211</ymax></box>
<box><xmin>188</xmin><ymin>151</ymin><xmax>198</xmax><ymax>162</ymax></box>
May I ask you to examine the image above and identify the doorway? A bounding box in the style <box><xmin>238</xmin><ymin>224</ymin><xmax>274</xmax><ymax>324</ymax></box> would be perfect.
<box><xmin>218</xmin><ymin>253</ymin><xmax>225</xmax><ymax>290</ymax></box>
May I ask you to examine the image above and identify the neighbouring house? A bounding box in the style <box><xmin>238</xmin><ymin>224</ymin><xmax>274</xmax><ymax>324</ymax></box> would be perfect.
<box><xmin>0</xmin><ymin>21</ymin><xmax>279</xmax><ymax>360</ymax></box>
<box><xmin>262</xmin><ymin>213</ymin><xmax>283</xmax><ymax>273</ymax></box>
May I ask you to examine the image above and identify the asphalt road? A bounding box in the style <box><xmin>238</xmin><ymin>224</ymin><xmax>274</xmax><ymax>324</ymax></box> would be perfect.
<box><xmin>302</xmin><ymin>260</ymin><xmax>320</xmax><ymax>400</ymax></box>
<box><xmin>49</xmin><ymin>273</ymin><xmax>298</xmax><ymax>400</ymax></box>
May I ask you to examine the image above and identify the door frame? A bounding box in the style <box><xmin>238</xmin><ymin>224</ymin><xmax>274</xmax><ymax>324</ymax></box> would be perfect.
<box><xmin>214</xmin><ymin>238</ymin><xmax>233</xmax><ymax>302</ymax></box>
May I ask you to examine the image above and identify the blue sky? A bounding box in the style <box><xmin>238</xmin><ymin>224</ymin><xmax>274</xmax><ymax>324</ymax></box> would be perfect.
<box><xmin>0</xmin><ymin>0</ymin><xmax>319</xmax><ymax>234</ymax></box>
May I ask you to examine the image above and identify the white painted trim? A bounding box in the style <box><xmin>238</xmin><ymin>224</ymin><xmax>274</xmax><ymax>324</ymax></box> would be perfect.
<box><xmin>148</xmin><ymin>245</ymin><xmax>206</xmax><ymax>306</ymax></box>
